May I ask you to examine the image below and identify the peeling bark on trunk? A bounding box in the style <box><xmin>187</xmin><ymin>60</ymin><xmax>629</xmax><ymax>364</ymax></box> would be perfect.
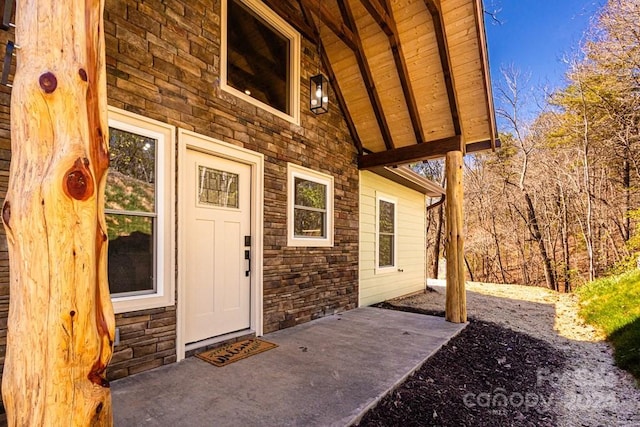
<box><xmin>1</xmin><ymin>0</ymin><xmax>114</xmax><ymax>425</ymax></box>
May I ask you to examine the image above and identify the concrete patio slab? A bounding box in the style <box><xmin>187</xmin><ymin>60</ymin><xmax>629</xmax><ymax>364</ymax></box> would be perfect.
<box><xmin>112</xmin><ymin>307</ymin><xmax>466</xmax><ymax>426</ymax></box>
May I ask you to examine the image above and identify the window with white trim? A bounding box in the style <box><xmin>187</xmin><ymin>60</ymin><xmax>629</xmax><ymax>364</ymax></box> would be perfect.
<box><xmin>287</xmin><ymin>164</ymin><xmax>334</xmax><ymax>247</ymax></box>
<box><xmin>376</xmin><ymin>194</ymin><xmax>397</xmax><ymax>271</ymax></box>
<box><xmin>221</xmin><ymin>0</ymin><xmax>301</xmax><ymax>124</ymax></box>
<box><xmin>107</xmin><ymin>107</ymin><xmax>175</xmax><ymax>313</ymax></box>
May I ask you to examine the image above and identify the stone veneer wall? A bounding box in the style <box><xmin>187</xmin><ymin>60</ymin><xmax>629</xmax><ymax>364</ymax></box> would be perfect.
<box><xmin>0</xmin><ymin>0</ymin><xmax>359</xmax><ymax>384</ymax></box>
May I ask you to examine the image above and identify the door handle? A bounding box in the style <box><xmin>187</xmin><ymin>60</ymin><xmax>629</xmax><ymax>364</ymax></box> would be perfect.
<box><xmin>245</xmin><ymin>249</ymin><xmax>250</xmax><ymax>276</ymax></box>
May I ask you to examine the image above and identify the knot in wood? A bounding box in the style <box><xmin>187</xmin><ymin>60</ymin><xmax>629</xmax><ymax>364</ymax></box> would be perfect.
<box><xmin>78</xmin><ymin>68</ymin><xmax>88</xmax><ymax>82</ymax></box>
<box><xmin>1</xmin><ymin>200</ymin><xmax>10</xmax><ymax>227</ymax></box>
<box><xmin>64</xmin><ymin>158</ymin><xmax>94</xmax><ymax>201</ymax></box>
<box><xmin>39</xmin><ymin>72</ymin><xmax>58</xmax><ymax>94</ymax></box>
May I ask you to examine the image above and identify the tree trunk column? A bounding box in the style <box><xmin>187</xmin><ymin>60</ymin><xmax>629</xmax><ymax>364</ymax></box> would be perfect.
<box><xmin>445</xmin><ymin>150</ymin><xmax>466</xmax><ymax>323</ymax></box>
<box><xmin>1</xmin><ymin>0</ymin><xmax>114</xmax><ymax>425</ymax></box>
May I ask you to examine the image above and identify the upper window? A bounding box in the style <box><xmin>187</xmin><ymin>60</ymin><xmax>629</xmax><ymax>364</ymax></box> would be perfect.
<box><xmin>288</xmin><ymin>164</ymin><xmax>334</xmax><ymax>247</ymax></box>
<box><xmin>221</xmin><ymin>0</ymin><xmax>301</xmax><ymax>124</ymax></box>
<box><xmin>107</xmin><ymin>107</ymin><xmax>175</xmax><ymax>313</ymax></box>
<box><xmin>377</xmin><ymin>194</ymin><xmax>397</xmax><ymax>271</ymax></box>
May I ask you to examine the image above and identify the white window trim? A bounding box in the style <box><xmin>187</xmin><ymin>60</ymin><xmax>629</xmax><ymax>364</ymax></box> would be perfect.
<box><xmin>108</xmin><ymin>107</ymin><xmax>176</xmax><ymax>314</ymax></box>
<box><xmin>220</xmin><ymin>0</ymin><xmax>301</xmax><ymax>125</ymax></box>
<box><xmin>287</xmin><ymin>163</ymin><xmax>334</xmax><ymax>247</ymax></box>
<box><xmin>375</xmin><ymin>193</ymin><xmax>397</xmax><ymax>274</ymax></box>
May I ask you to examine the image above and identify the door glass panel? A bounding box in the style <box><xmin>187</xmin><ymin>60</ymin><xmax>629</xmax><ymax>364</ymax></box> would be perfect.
<box><xmin>198</xmin><ymin>166</ymin><xmax>239</xmax><ymax>208</ymax></box>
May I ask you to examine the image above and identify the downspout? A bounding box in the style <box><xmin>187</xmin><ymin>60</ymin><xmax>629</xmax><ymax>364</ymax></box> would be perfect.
<box><xmin>427</xmin><ymin>194</ymin><xmax>445</xmax><ymax>211</ymax></box>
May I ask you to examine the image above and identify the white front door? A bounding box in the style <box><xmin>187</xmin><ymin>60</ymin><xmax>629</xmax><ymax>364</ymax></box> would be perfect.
<box><xmin>184</xmin><ymin>149</ymin><xmax>251</xmax><ymax>344</ymax></box>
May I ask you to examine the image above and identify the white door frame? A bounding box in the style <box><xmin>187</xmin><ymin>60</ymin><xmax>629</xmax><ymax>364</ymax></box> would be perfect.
<box><xmin>176</xmin><ymin>129</ymin><xmax>264</xmax><ymax>361</ymax></box>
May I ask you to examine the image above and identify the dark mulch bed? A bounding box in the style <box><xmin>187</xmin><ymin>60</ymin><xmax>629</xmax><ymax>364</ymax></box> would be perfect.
<box><xmin>359</xmin><ymin>305</ymin><xmax>567</xmax><ymax>427</ymax></box>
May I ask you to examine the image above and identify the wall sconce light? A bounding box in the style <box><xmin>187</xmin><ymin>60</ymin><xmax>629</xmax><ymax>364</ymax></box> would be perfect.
<box><xmin>310</xmin><ymin>74</ymin><xmax>329</xmax><ymax>114</ymax></box>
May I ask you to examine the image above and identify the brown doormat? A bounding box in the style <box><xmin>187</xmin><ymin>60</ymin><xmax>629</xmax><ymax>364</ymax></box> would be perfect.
<box><xmin>196</xmin><ymin>339</ymin><xmax>278</xmax><ymax>367</ymax></box>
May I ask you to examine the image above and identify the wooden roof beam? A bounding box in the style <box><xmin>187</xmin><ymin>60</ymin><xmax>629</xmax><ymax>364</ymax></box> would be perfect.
<box><xmin>300</xmin><ymin>0</ymin><xmax>358</xmax><ymax>51</ymax></box>
<box><xmin>359</xmin><ymin>137</ymin><xmax>503</xmax><ymax>170</ymax></box>
<box><xmin>358</xmin><ymin>0</ymin><xmax>426</xmax><ymax>144</ymax></box>
<box><xmin>261</xmin><ymin>0</ymin><xmax>318</xmax><ymax>42</ymax></box>
<box><xmin>466</xmin><ymin>138</ymin><xmax>502</xmax><ymax>154</ymax></box>
<box><xmin>298</xmin><ymin>0</ymin><xmax>364</xmax><ymax>155</ymax></box>
<box><xmin>358</xmin><ymin>135</ymin><xmax>462</xmax><ymax>169</ymax></box>
<box><xmin>358</xmin><ymin>0</ymin><xmax>393</xmax><ymax>36</ymax></box>
<box><xmin>472</xmin><ymin>0</ymin><xmax>498</xmax><ymax>149</ymax></box>
<box><xmin>424</xmin><ymin>0</ymin><xmax>462</xmax><ymax>138</ymax></box>
<box><xmin>321</xmin><ymin>44</ymin><xmax>365</xmax><ymax>155</ymax></box>
<box><xmin>381</xmin><ymin>0</ymin><xmax>426</xmax><ymax>144</ymax></box>
<box><xmin>340</xmin><ymin>0</ymin><xmax>395</xmax><ymax>150</ymax></box>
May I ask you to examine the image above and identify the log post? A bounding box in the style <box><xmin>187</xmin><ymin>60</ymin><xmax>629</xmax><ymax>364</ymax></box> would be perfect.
<box><xmin>445</xmin><ymin>150</ymin><xmax>466</xmax><ymax>323</ymax></box>
<box><xmin>1</xmin><ymin>0</ymin><xmax>114</xmax><ymax>425</ymax></box>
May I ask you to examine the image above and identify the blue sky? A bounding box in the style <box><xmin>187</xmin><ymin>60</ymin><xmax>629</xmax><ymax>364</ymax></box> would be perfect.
<box><xmin>484</xmin><ymin>0</ymin><xmax>604</xmax><ymax>93</ymax></box>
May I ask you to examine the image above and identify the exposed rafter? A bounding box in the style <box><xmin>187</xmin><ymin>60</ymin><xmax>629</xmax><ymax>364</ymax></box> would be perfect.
<box><xmin>358</xmin><ymin>135</ymin><xmax>462</xmax><ymax>169</ymax></box>
<box><xmin>299</xmin><ymin>0</ymin><xmax>358</xmax><ymax>51</ymax></box>
<box><xmin>261</xmin><ymin>0</ymin><xmax>317</xmax><ymax>42</ymax></box>
<box><xmin>261</xmin><ymin>0</ymin><xmax>498</xmax><ymax>165</ymax></box>
<box><xmin>298</xmin><ymin>0</ymin><xmax>364</xmax><ymax>155</ymax></box>
<box><xmin>424</xmin><ymin>0</ymin><xmax>462</xmax><ymax>139</ymax></box>
<box><xmin>340</xmin><ymin>0</ymin><xmax>394</xmax><ymax>150</ymax></box>
<box><xmin>472</xmin><ymin>0</ymin><xmax>498</xmax><ymax>149</ymax></box>
<box><xmin>378</xmin><ymin>0</ymin><xmax>425</xmax><ymax>144</ymax></box>
<box><xmin>358</xmin><ymin>0</ymin><xmax>393</xmax><ymax>36</ymax></box>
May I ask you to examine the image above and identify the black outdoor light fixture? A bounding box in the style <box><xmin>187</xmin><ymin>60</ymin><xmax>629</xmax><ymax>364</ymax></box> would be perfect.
<box><xmin>310</xmin><ymin>73</ymin><xmax>329</xmax><ymax>114</ymax></box>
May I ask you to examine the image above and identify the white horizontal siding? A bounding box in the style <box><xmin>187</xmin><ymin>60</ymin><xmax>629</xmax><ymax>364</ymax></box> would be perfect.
<box><xmin>359</xmin><ymin>171</ymin><xmax>427</xmax><ymax>306</ymax></box>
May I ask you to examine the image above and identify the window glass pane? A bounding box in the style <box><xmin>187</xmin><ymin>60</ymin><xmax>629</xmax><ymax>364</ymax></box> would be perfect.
<box><xmin>295</xmin><ymin>178</ymin><xmax>326</xmax><ymax>209</ymax></box>
<box><xmin>106</xmin><ymin>127</ymin><xmax>156</xmax><ymax>213</ymax></box>
<box><xmin>379</xmin><ymin>234</ymin><xmax>394</xmax><ymax>267</ymax></box>
<box><xmin>379</xmin><ymin>200</ymin><xmax>395</xmax><ymax>233</ymax></box>
<box><xmin>198</xmin><ymin>166</ymin><xmax>239</xmax><ymax>208</ymax></box>
<box><xmin>294</xmin><ymin>208</ymin><xmax>325</xmax><ymax>237</ymax></box>
<box><xmin>107</xmin><ymin>214</ymin><xmax>155</xmax><ymax>295</ymax></box>
<box><xmin>227</xmin><ymin>0</ymin><xmax>290</xmax><ymax>114</ymax></box>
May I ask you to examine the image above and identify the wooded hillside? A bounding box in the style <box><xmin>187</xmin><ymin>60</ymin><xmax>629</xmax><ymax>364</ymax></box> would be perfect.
<box><xmin>422</xmin><ymin>0</ymin><xmax>639</xmax><ymax>290</ymax></box>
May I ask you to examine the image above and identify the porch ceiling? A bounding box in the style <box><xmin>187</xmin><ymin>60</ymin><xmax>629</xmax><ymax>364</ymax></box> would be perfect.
<box><xmin>263</xmin><ymin>0</ymin><xmax>498</xmax><ymax>169</ymax></box>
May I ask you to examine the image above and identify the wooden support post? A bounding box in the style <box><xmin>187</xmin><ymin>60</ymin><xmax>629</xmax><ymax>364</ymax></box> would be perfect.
<box><xmin>1</xmin><ymin>0</ymin><xmax>114</xmax><ymax>425</ymax></box>
<box><xmin>445</xmin><ymin>150</ymin><xmax>466</xmax><ymax>323</ymax></box>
